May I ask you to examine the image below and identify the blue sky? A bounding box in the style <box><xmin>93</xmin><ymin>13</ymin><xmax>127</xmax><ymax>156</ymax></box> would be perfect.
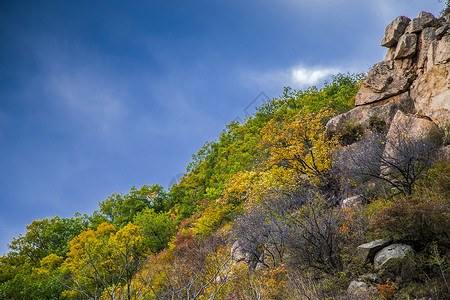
<box><xmin>0</xmin><ymin>0</ymin><xmax>444</xmax><ymax>254</ymax></box>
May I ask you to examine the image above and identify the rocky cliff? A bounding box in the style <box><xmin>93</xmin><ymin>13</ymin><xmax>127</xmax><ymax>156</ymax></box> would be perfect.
<box><xmin>327</xmin><ymin>11</ymin><xmax>450</xmax><ymax>142</ymax></box>
<box><xmin>325</xmin><ymin>11</ymin><xmax>450</xmax><ymax>298</ymax></box>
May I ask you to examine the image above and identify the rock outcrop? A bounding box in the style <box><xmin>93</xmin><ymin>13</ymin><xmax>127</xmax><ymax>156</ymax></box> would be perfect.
<box><xmin>342</xmin><ymin>195</ymin><xmax>364</xmax><ymax>208</ymax></box>
<box><xmin>411</xmin><ymin>64</ymin><xmax>450</xmax><ymax>127</ymax></box>
<box><xmin>356</xmin><ymin>239</ymin><xmax>390</xmax><ymax>263</ymax></box>
<box><xmin>328</xmin><ymin>10</ymin><xmax>449</xmax><ymax>165</ymax></box>
<box><xmin>347</xmin><ymin>280</ymin><xmax>378</xmax><ymax>299</ymax></box>
<box><xmin>381</xmin><ymin>16</ymin><xmax>411</xmax><ymax>48</ymax></box>
<box><xmin>325</xmin><ymin>94</ymin><xmax>414</xmax><ymax>136</ymax></box>
<box><xmin>355</xmin><ymin>60</ymin><xmax>416</xmax><ymax>106</ymax></box>
<box><xmin>382</xmin><ymin>110</ymin><xmax>442</xmax><ymax>162</ymax></box>
<box><xmin>339</xmin><ymin>12</ymin><xmax>449</xmax><ymax>299</ymax></box>
<box><xmin>348</xmin><ymin>11</ymin><xmax>450</xmax><ymax>128</ymax></box>
<box><xmin>374</xmin><ymin>244</ymin><xmax>413</xmax><ymax>270</ymax></box>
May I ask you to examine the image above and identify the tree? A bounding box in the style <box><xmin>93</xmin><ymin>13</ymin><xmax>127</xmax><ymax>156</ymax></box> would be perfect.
<box><xmin>96</xmin><ymin>184</ymin><xmax>168</xmax><ymax>228</ymax></box>
<box><xmin>0</xmin><ymin>216</ymin><xmax>86</xmax><ymax>299</ymax></box>
<box><xmin>147</xmin><ymin>234</ymin><xmax>237</xmax><ymax>300</ymax></box>
<box><xmin>133</xmin><ymin>208</ymin><xmax>177</xmax><ymax>253</ymax></box>
<box><xmin>8</xmin><ymin>216</ymin><xmax>87</xmax><ymax>265</ymax></box>
<box><xmin>59</xmin><ymin>222</ymin><xmax>148</xmax><ymax>300</ymax></box>
<box><xmin>233</xmin><ymin>185</ymin><xmax>364</xmax><ymax>274</ymax></box>
<box><xmin>341</xmin><ymin>120</ymin><xmax>441</xmax><ymax>196</ymax></box>
<box><xmin>259</xmin><ymin>107</ymin><xmax>341</xmax><ymax>201</ymax></box>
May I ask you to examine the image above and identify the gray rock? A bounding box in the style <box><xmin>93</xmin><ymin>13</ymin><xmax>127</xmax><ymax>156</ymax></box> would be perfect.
<box><xmin>381</xmin><ymin>16</ymin><xmax>411</xmax><ymax>48</ymax></box>
<box><xmin>388</xmin><ymin>91</ymin><xmax>415</xmax><ymax>114</ymax></box>
<box><xmin>393</xmin><ymin>57</ymin><xmax>414</xmax><ymax>70</ymax></box>
<box><xmin>355</xmin><ymin>60</ymin><xmax>416</xmax><ymax>105</ymax></box>
<box><xmin>385</xmin><ymin>47</ymin><xmax>396</xmax><ymax>60</ymax></box>
<box><xmin>411</xmin><ymin>64</ymin><xmax>450</xmax><ymax>128</ymax></box>
<box><xmin>231</xmin><ymin>240</ymin><xmax>250</xmax><ymax>263</ymax></box>
<box><xmin>406</xmin><ymin>18</ymin><xmax>422</xmax><ymax>33</ymax></box>
<box><xmin>347</xmin><ymin>281</ymin><xmax>378</xmax><ymax>299</ymax></box>
<box><xmin>434</xmin><ymin>34</ymin><xmax>450</xmax><ymax>65</ymax></box>
<box><xmin>356</xmin><ymin>239</ymin><xmax>390</xmax><ymax>263</ymax></box>
<box><xmin>326</xmin><ymin>100</ymin><xmax>400</xmax><ymax>137</ymax></box>
<box><xmin>326</xmin><ymin>91</ymin><xmax>415</xmax><ymax>136</ymax></box>
<box><xmin>382</xmin><ymin>111</ymin><xmax>443</xmax><ymax>168</ymax></box>
<box><xmin>394</xmin><ymin>33</ymin><xmax>418</xmax><ymax>59</ymax></box>
<box><xmin>439</xmin><ymin>145</ymin><xmax>450</xmax><ymax>160</ymax></box>
<box><xmin>417</xmin><ymin>28</ymin><xmax>437</xmax><ymax>70</ymax></box>
<box><xmin>342</xmin><ymin>195</ymin><xmax>364</xmax><ymax>208</ymax></box>
<box><xmin>418</xmin><ymin>11</ymin><xmax>438</xmax><ymax>28</ymax></box>
<box><xmin>359</xmin><ymin>273</ymin><xmax>378</xmax><ymax>282</ymax></box>
<box><xmin>374</xmin><ymin>244</ymin><xmax>413</xmax><ymax>270</ymax></box>
<box><xmin>435</xmin><ymin>24</ymin><xmax>449</xmax><ymax>39</ymax></box>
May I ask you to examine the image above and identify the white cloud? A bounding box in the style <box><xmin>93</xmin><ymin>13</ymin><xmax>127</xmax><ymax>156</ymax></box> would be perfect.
<box><xmin>243</xmin><ymin>64</ymin><xmax>342</xmax><ymax>91</ymax></box>
<box><xmin>290</xmin><ymin>66</ymin><xmax>340</xmax><ymax>87</ymax></box>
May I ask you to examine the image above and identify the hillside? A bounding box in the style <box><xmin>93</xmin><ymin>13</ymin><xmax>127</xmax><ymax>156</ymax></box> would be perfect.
<box><xmin>1</xmin><ymin>9</ymin><xmax>450</xmax><ymax>300</ymax></box>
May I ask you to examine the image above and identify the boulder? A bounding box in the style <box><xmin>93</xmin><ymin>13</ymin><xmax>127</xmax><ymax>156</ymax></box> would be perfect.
<box><xmin>231</xmin><ymin>241</ymin><xmax>251</xmax><ymax>263</ymax></box>
<box><xmin>326</xmin><ymin>100</ymin><xmax>402</xmax><ymax>136</ymax></box>
<box><xmin>387</xmin><ymin>91</ymin><xmax>415</xmax><ymax>113</ymax></box>
<box><xmin>393</xmin><ymin>57</ymin><xmax>414</xmax><ymax>70</ymax></box>
<box><xmin>434</xmin><ymin>34</ymin><xmax>450</xmax><ymax>65</ymax></box>
<box><xmin>394</xmin><ymin>33</ymin><xmax>418</xmax><ymax>59</ymax></box>
<box><xmin>347</xmin><ymin>281</ymin><xmax>378</xmax><ymax>299</ymax></box>
<box><xmin>355</xmin><ymin>60</ymin><xmax>416</xmax><ymax>106</ymax></box>
<box><xmin>356</xmin><ymin>239</ymin><xmax>390</xmax><ymax>263</ymax></box>
<box><xmin>424</xmin><ymin>32</ymin><xmax>450</xmax><ymax>69</ymax></box>
<box><xmin>406</xmin><ymin>18</ymin><xmax>422</xmax><ymax>33</ymax></box>
<box><xmin>342</xmin><ymin>195</ymin><xmax>364</xmax><ymax>208</ymax></box>
<box><xmin>418</xmin><ymin>11</ymin><xmax>438</xmax><ymax>28</ymax></box>
<box><xmin>383</xmin><ymin>111</ymin><xmax>442</xmax><ymax>163</ymax></box>
<box><xmin>374</xmin><ymin>244</ymin><xmax>413</xmax><ymax>270</ymax></box>
<box><xmin>381</xmin><ymin>16</ymin><xmax>411</xmax><ymax>48</ymax></box>
<box><xmin>440</xmin><ymin>145</ymin><xmax>450</xmax><ymax>160</ymax></box>
<box><xmin>435</xmin><ymin>24</ymin><xmax>449</xmax><ymax>40</ymax></box>
<box><xmin>231</xmin><ymin>241</ymin><xmax>265</xmax><ymax>270</ymax></box>
<box><xmin>411</xmin><ymin>64</ymin><xmax>450</xmax><ymax>128</ymax></box>
<box><xmin>359</xmin><ymin>273</ymin><xmax>378</xmax><ymax>282</ymax></box>
<box><xmin>326</xmin><ymin>91</ymin><xmax>415</xmax><ymax>136</ymax></box>
<box><xmin>385</xmin><ymin>47</ymin><xmax>396</xmax><ymax>60</ymax></box>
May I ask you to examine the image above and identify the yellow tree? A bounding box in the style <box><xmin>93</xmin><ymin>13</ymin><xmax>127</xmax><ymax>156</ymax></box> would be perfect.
<box><xmin>259</xmin><ymin>108</ymin><xmax>340</xmax><ymax>197</ymax></box>
<box><xmin>59</xmin><ymin>222</ymin><xmax>148</xmax><ymax>300</ymax></box>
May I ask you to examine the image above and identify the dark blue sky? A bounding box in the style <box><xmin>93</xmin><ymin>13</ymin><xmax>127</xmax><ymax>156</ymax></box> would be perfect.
<box><xmin>0</xmin><ymin>0</ymin><xmax>444</xmax><ymax>254</ymax></box>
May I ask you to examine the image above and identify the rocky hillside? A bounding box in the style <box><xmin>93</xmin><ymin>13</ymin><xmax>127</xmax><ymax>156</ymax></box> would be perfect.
<box><xmin>315</xmin><ymin>11</ymin><xmax>450</xmax><ymax>299</ymax></box>
<box><xmin>327</xmin><ymin>11</ymin><xmax>449</xmax><ymax>147</ymax></box>
<box><xmin>231</xmin><ymin>11</ymin><xmax>450</xmax><ymax>299</ymax></box>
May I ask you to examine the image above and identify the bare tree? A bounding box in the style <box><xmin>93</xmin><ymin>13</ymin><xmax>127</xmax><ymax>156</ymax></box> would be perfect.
<box><xmin>149</xmin><ymin>234</ymin><xmax>236</xmax><ymax>300</ymax></box>
<box><xmin>339</xmin><ymin>119</ymin><xmax>441</xmax><ymax>196</ymax></box>
<box><xmin>232</xmin><ymin>186</ymin><xmax>360</xmax><ymax>274</ymax></box>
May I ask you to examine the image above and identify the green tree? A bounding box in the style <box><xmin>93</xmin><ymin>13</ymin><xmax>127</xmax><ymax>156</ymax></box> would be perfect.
<box><xmin>8</xmin><ymin>216</ymin><xmax>87</xmax><ymax>265</ymax></box>
<box><xmin>96</xmin><ymin>184</ymin><xmax>168</xmax><ymax>228</ymax></box>
<box><xmin>1</xmin><ymin>216</ymin><xmax>86</xmax><ymax>299</ymax></box>
<box><xmin>133</xmin><ymin>208</ymin><xmax>177</xmax><ymax>253</ymax></box>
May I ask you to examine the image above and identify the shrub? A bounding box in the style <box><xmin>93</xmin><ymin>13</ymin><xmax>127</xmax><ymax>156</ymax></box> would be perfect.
<box><xmin>442</xmin><ymin>123</ymin><xmax>450</xmax><ymax>146</ymax></box>
<box><xmin>369</xmin><ymin>116</ymin><xmax>386</xmax><ymax>134</ymax></box>
<box><xmin>417</xmin><ymin>158</ymin><xmax>450</xmax><ymax>200</ymax></box>
<box><xmin>376</xmin><ymin>279</ymin><xmax>398</xmax><ymax>299</ymax></box>
<box><xmin>371</xmin><ymin>195</ymin><xmax>450</xmax><ymax>250</ymax></box>
<box><xmin>338</xmin><ymin>122</ymin><xmax>364</xmax><ymax>146</ymax></box>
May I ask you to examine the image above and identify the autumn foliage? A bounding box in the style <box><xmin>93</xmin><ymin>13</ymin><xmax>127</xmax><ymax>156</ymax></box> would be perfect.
<box><xmin>5</xmin><ymin>73</ymin><xmax>449</xmax><ymax>299</ymax></box>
